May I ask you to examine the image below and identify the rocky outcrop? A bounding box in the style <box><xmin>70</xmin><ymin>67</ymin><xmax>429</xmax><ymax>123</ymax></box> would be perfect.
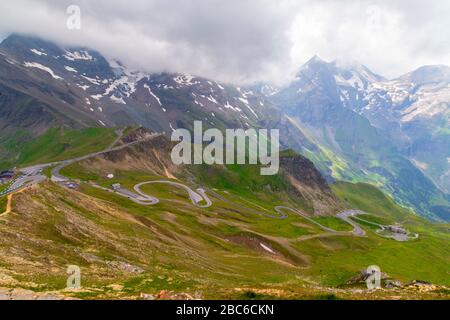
<box><xmin>280</xmin><ymin>151</ymin><xmax>344</xmax><ymax>215</ymax></box>
<box><xmin>280</xmin><ymin>152</ymin><xmax>332</xmax><ymax>193</ymax></box>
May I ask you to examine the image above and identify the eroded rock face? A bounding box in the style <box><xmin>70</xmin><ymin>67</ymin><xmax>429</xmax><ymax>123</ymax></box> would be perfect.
<box><xmin>120</xmin><ymin>127</ymin><xmax>155</xmax><ymax>144</ymax></box>
<box><xmin>279</xmin><ymin>152</ymin><xmax>345</xmax><ymax>215</ymax></box>
<box><xmin>280</xmin><ymin>154</ymin><xmax>331</xmax><ymax>193</ymax></box>
<box><xmin>85</xmin><ymin>134</ymin><xmax>177</xmax><ymax>177</ymax></box>
<box><xmin>346</xmin><ymin>269</ymin><xmax>390</xmax><ymax>286</ymax></box>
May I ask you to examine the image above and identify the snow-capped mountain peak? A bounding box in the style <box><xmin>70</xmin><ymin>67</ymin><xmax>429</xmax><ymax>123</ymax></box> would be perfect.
<box><xmin>398</xmin><ymin>65</ymin><xmax>450</xmax><ymax>85</ymax></box>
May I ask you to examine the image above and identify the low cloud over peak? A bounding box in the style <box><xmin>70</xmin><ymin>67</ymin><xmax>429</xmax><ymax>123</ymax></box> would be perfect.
<box><xmin>1</xmin><ymin>0</ymin><xmax>449</xmax><ymax>84</ymax></box>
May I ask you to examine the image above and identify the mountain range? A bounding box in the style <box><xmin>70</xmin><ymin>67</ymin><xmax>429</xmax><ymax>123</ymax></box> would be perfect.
<box><xmin>0</xmin><ymin>34</ymin><xmax>449</xmax><ymax>299</ymax></box>
<box><xmin>0</xmin><ymin>34</ymin><xmax>449</xmax><ymax>221</ymax></box>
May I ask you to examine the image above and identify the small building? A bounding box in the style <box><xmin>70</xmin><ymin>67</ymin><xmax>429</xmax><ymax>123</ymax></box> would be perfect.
<box><xmin>66</xmin><ymin>182</ymin><xmax>79</xmax><ymax>189</ymax></box>
<box><xmin>112</xmin><ymin>183</ymin><xmax>122</xmax><ymax>190</ymax></box>
<box><xmin>386</xmin><ymin>225</ymin><xmax>408</xmax><ymax>234</ymax></box>
<box><xmin>0</xmin><ymin>170</ymin><xmax>14</xmax><ymax>179</ymax></box>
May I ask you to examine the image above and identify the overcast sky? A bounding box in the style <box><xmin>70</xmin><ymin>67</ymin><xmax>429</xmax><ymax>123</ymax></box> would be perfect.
<box><xmin>0</xmin><ymin>0</ymin><xmax>449</xmax><ymax>84</ymax></box>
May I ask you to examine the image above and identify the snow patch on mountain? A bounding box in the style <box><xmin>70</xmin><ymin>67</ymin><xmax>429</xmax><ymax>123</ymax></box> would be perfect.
<box><xmin>82</xmin><ymin>75</ymin><xmax>102</xmax><ymax>85</ymax></box>
<box><xmin>77</xmin><ymin>84</ymin><xmax>90</xmax><ymax>91</ymax></box>
<box><xmin>238</xmin><ymin>97</ymin><xmax>259</xmax><ymax>118</ymax></box>
<box><xmin>63</xmin><ymin>50</ymin><xmax>93</xmax><ymax>61</ymax></box>
<box><xmin>110</xmin><ymin>95</ymin><xmax>126</xmax><ymax>104</ymax></box>
<box><xmin>224</xmin><ymin>101</ymin><xmax>241</xmax><ymax>112</ymax></box>
<box><xmin>64</xmin><ymin>66</ymin><xmax>77</xmax><ymax>73</ymax></box>
<box><xmin>102</xmin><ymin>72</ymin><xmax>144</xmax><ymax>101</ymax></box>
<box><xmin>355</xmin><ymin>78</ymin><xmax>450</xmax><ymax>122</ymax></box>
<box><xmin>194</xmin><ymin>100</ymin><xmax>204</xmax><ymax>107</ymax></box>
<box><xmin>30</xmin><ymin>49</ymin><xmax>47</xmax><ymax>56</ymax></box>
<box><xmin>23</xmin><ymin>62</ymin><xmax>62</xmax><ymax>80</ymax></box>
<box><xmin>207</xmin><ymin>95</ymin><xmax>219</xmax><ymax>105</ymax></box>
<box><xmin>401</xmin><ymin>84</ymin><xmax>450</xmax><ymax>122</ymax></box>
<box><xmin>143</xmin><ymin>84</ymin><xmax>162</xmax><ymax>106</ymax></box>
<box><xmin>331</xmin><ymin>63</ymin><xmax>449</xmax><ymax>123</ymax></box>
<box><xmin>173</xmin><ymin>74</ymin><xmax>199</xmax><ymax>86</ymax></box>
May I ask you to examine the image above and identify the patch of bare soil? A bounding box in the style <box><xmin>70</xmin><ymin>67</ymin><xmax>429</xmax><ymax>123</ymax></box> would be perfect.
<box><xmin>224</xmin><ymin>233</ymin><xmax>308</xmax><ymax>266</ymax></box>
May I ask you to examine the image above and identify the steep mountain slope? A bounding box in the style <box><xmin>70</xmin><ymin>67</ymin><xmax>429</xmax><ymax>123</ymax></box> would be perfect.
<box><xmin>271</xmin><ymin>57</ymin><xmax>450</xmax><ymax>221</ymax></box>
<box><xmin>1</xmin><ymin>34</ymin><xmax>448</xmax><ymax>221</ymax></box>
<box><xmin>0</xmin><ymin>34</ymin><xmax>290</xmax><ymax>166</ymax></box>
<box><xmin>0</xmin><ymin>34</ymin><xmax>278</xmax><ymax>134</ymax></box>
<box><xmin>61</xmin><ymin>130</ymin><xmax>343</xmax><ymax>216</ymax></box>
<box><xmin>337</xmin><ymin>63</ymin><xmax>450</xmax><ymax>195</ymax></box>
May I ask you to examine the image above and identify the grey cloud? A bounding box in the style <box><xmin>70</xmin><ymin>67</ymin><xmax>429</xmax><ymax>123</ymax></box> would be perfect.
<box><xmin>0</xmin><ymin>0</ymin><xmax>449</xmax><ymax>83</ymax></box>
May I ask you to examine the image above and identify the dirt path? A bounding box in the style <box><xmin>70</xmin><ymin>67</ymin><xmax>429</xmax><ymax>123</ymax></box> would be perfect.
<box><xmin>0</xmin><ymin>194</ymin><xmax>12</xmax><ymax>217</ymax></box>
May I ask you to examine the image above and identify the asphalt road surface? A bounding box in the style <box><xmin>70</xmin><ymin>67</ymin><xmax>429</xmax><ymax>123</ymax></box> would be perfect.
<box><xmin>336</xmin><ymin>210</ymin><xmax>367</xmax><ymax>237</ymax></box>
<box><xmin>134</xmin><ymin>181</ymin><xmax>212</xmax><ymax>208</ymax></box>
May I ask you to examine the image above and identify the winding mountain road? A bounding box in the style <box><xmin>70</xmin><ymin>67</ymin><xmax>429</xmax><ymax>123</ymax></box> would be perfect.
<box><xmin>1</xmin><ymin>133</ymin><xmax>162</xmax><ymax>197</ymax></box>
<box><xmin>0</xmin><ymin>131</ymin><xmax>383</xmax><ymax>239</ymax></box>
<box><xmin>92</xmin><ymin>183</ymin><xmax>160</xmax><ymax>205</ymax></box>
<box><xmin>206</xmin><ymin>188</ymin><xmax>288</xmax><ymax>219</ymax></box>
<box><xmin>135</xmin><ymin>181</ymin><xmax>212</xmax><ymax>208</ymax></box>
<box><xmin>336</xmin><ymin>210</ymin><xmax>367</xmax><ymax>237</ymax></box>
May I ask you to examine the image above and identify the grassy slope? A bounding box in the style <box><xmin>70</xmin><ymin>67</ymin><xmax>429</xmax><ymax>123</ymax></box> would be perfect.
<box><xmin>0</xmin><ymin>181</ymin><xmax>323</xmax><ymax>299</ymax></box>
<box><xmin>0</xmin><ymin>181</ymin><xmax>12</xmax><ymax>194</ymax></box>
<box><xmin>58</xmin><ymin>159</ymin><xmax>449</xmax><ymax>292</ymax></box>
<box><xmin>310</xmin><ymin>216</ymin><xmax>354</xmax><ymax>232</ymax></box>
<box><xmin>0</xmin><ymin>129</ymin><xmax>448</xmax><ymax>299</ymax></box>
<box><xmin>61</xmin><ymin>160</ymin><xmax>326</xmax><ymax>243</ymax></box>
<box><xmin>0</xmin><ymin>170</ymin><xmax>448</xmax><ymax>299</ymax></box>
<box><xmin>304</xmin><ymin>181</ymin><xmax>450</xmax><ymax>286</ymax></box>
<box><xmin>293</xmin><ymin>116</ymin><xmax>450</xmax><ymax>221</ymax></box>
<box><xmin>0</xmin><ymin>196</ymin><xmax>6</xmax><ymax>213</ymax></box>
<box><xmin>188</xmin><ymin>163</ymin><xmax>314</xmax><ymax>213</ymax></box>
<box><xmin>0</xmin><ymin>127</ymin><xmax>117</xmax><ymax>169</ymax></box>
<box><xmin>332</xmin><ymin>182</ymin><xmax>411</xmax><ymax>221</ymax></box>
